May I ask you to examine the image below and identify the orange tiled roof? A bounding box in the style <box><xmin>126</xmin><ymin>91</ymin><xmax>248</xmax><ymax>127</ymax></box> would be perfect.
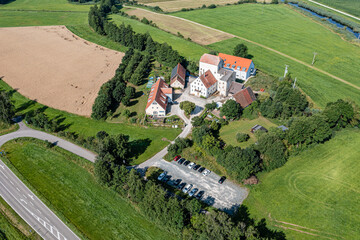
<box><xmin>146</xmin><ymin>78</ymin><xmax>170</xmax><ymax>110</ymax></box>
<box><xmin>199</xmin><ymin>70</ymin><xmax>217</xmax><ymax>88</ymax></box>
<box><xmin>233</xmin><ymin>87</ymin><xmax>256</xmax><ymax>108</ymax></box>
<box><xmin>200</xmin><ymin>53</ymin><xmax>222</xmax><ymax>66</ymax></box>
<box><xmin>219</xmin><ymin>53</ymin><xmax>252</xmax><ymax>72</ymax></box>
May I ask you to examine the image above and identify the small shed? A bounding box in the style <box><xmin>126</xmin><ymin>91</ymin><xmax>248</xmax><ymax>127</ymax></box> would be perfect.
<box><xmin>278</xmin><ymin>125</ymin><xmax>289</xmax><ymax>131</ymax></box>
<box><xmin>250</xmin><ymin>124</ymin><xmax>268</xmax><ymax>133</ymax></box>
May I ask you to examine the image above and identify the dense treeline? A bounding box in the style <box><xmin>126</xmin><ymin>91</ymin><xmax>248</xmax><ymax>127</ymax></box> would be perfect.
<box><xmin>91</xmin><ymin>48</ymin><xmax>148</xmax><ymax>120</ymax></box>
<box><xmin>95</xmin><ymin>144</ymin><xmax>285</xmax><ymax>239</ymax></box>
<box><xmin>88</xmin><ymin>0</ymin><xmax>185</xmax><ymax>67</ymax></box>
<box><xmin>0</xmin><ymin>90</ymin><xmax>15</xmax><ymax>125</ymax></box>
<box><xmin>288</xmin><ymin>0</ymin><xmax>360</xmax><ymax>34</ymax></box>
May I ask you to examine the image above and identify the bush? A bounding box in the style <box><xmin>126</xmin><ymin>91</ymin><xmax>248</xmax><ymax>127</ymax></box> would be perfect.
<box><xmin>236</xmin><ymin>133</ymin><xmax>250</xmax><ymax>143</ymax></box>
<box><xmin>180</xmin><ymin>101</ymin><xmax>196</xmax><ymax>115</ymax></box>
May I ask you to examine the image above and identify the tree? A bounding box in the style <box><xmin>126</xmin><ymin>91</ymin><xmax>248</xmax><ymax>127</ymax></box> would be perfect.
<box><xmin>122</xmin><ymin>109</ymin><xmax>131</xmax><ymax>119</ymax></box>
<box><xmin>94</xmin><ymin>157</ymin><xmax>113</xmax><ymax>186</ymax></box>
<box><xmin>191</xmin><ymin>116</ymin><xmax>204</xmax><ymax>127</ymax></box>
<box><xmin>187</xmin><ymin>61</ymin><xmax>198</xmax><ymax>74</ymax></box>
<box><xmin>220</xmin><ymin>99</ymin><xmax>241</xmax><ymax>120</ymax></box>
<box><xmin>233</xmin><ymin>43</ymin><xmax>248</xmax><ymax>58</ymax></box>
<box><xmin>323</xmin><ymin>99</ymin><xmax>355</xmax><ymax>129</ymax></box>
<box><xmin>125</xmin><ymin>86</ymin><xmax>135</xmax><ymax>99</ymax></box>
<box><xmin>205</xmin><ymin>102</ymin><xmax>217</xmax><ymax>110</ymax></box>
<box><xmin>180</xmin><ymin>101</ymin><xmax>196</xmax><ymax>115</ymax></box>
<box><xmin>0</xmin><ymin>91</ymin><xmax>15</xmax><ymax>124</ymax></box>
<box><xmin>236</xmin><ymin>133</ymin><xmax>250</xmax><ymax>143</ymax></box>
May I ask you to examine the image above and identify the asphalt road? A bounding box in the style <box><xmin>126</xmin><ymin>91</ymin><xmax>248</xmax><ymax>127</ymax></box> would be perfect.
<box><xmin>0</xmin><ymin>160</ymin><xmax>80</xmax><ymax>240</ymax></box>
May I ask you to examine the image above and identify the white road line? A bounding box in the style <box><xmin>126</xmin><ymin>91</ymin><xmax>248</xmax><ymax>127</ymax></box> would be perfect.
<box><xmin>0</xmin><ymin>165</ymin><xmax>4</xmax><ymax>169</ymax></box>
<box><xmin>16</xmin><ymin>187</ymin><xmax>20</xmax><ymax>192</ymax></box>
<box><xmin>10</xmin><ymin>180</ymin><xmax>14</xmax><ymax>185</ymax></box>
<box><xmin>37</xmin><ymin>208</ymin><xmax>41</xmax><ymax>214</ymax></box>
<box><xmin>28</xmin><ymin>194</ymin><xmax>34</xmax><ymax>200</ymax></box>
<box><xmin>23</xmin><ymin>194</ymin><xmax>27</xmax><ymax>199</ymax></box>
<box><xmin>30</xmin><ymin>201</ymin><xmax>34</xmax><ymax>206</ymax></box>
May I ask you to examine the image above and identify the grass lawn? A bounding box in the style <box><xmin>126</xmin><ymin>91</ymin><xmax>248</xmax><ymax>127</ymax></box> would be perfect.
<box><xmin>1</xmin><ymin>139</ymin><xmax>177</xmax><ymax>240</ymax></box>
<box><xmin>220</xmin><ymin>116</ymin><xmax>277</xmax><ymax>148</ymax></box>
<box><xmin>0</xmin><ymin>197</ymin><xmax>40</xmax><ymax>240</ymax></box>
<box><xmin>245</xmin><ymin>71</ymin><xmax>277</xmax><ymax>91</ymax></box>
<box><xmin>0</xmin><ymin>0</ymin><xmax>91</xmax><ymax>12</ymax></box>
<box><xmin>0</xmin><ymin>80</ymin><xmax>181</xmax><ymax>165</ymax></box>
<box><xmin>109</xmin><ymin>14</ymin><xmax>208</xmax><ymax>61</ymax></box>
<box><xmin>244</xmin><ymin>129</ymin><xmax>360</xmax><ymax>239</ymax></box>
<box><xmin>308</xmin><ymin>0</ymin><xmax>360</xmax><ymax>18</ymax></box>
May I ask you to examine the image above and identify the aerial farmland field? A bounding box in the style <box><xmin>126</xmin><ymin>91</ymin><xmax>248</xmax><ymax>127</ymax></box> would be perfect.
<box><xmin>309</xmin><ymin>0</ymin><xmax>360</xmax><ymax>18</ymax></box>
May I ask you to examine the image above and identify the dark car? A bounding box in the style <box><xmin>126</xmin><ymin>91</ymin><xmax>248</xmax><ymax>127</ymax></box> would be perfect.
<box><xmin>218</xmin><ymin>176</ymin><xmax>226</xmax><ymax>184</ymax></box>
<box><xmin>162</xmin><ymin>175</ymin><xmax>171</xmax><ymax>182</ymax></box>
<box><xmin>178</xmin><ymin>182</ymin><xmax>186</xmax><ymax>190</ymax></box>
<box><xmin>173</xmin><ymin>155</ymin><xmax>181</xmax><ymax>161</ymax></box>
<box><xmin>183</xmin><ymin>160</ymin><xmax>190</xmax><ymax>166</ymax></box>
<box><xmin>193</xmin><ymin>164</ymin><xmax>201</xmax><ymax>171</ymax></box>
<box><xmin>178</xmin><ymin>158</ymin><xmax>186</xmax><ymax>164</ymax></box>
<box><xmin>195</xmin><ymin>191</ymin><xmax>204</xmax><ymax>199</ymax></box>
<box><xmin>173</xmin><ymin>179</ymin><xmax>181</xmax><ymax>187</ymax></box>
<box><xmin>198</xmin><ymin>167</ymin><xmax>205</xmax><ymax>173</ymax></box>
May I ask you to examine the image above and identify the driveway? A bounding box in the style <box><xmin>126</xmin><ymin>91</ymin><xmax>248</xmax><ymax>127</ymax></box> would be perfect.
<box><xmin>153</xmin><ymin>159</ymin><xmax>248</xmax><ymax>214</ymax></box>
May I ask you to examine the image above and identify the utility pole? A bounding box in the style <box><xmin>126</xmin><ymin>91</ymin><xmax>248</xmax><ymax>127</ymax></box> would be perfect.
<box><xmin>284</xmin><ymin>65</ymin><xmax>289</xmax><ymax>77</ymax></box>
<box><xmin>293</xmin><ymin>77</ymin><xmax>297</xmax><ymax>89</ymax></box>
<box><xmin>312</xmin><ymin>52</ymin><xmax>317</xmax><ymax>65</ymax></box>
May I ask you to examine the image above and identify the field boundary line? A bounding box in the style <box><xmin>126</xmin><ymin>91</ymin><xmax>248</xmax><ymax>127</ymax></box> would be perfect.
<box><xmin>274</xmin><ymin>225</ymin><xmax>336</xmax><ymax>240</ymax></box>
<box><xmin>125</xmin><ymin>6</ymin><xmax>360</xmax><ymax>91</ymax></box>
<box><xmin>307</xmin><ymin>0</ymin><xmax>360</xmax><ymax>21</ymax></box>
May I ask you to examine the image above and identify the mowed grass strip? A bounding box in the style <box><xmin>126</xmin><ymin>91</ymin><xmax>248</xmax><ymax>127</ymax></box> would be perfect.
<box><xmin>1</xmin><ymin>139</ymin><xmax>178</xmax><ymax>240</ymax></box>
<box><xmin>125</xmin><ymin>7</ymin><xmax>232</xmax><ymax>45</ymax></box>
<box><xmin>220</xmin><ymin>117</ymin><xmax>277</xmax><ymax>148</ymax></box>
<box><xmin>109</xmin><ymin>14</ymin><xmax>208</xmax><ymax>61</ymax></box>
<box><xmin>244</xmin><ymin>129</ymin><xmax>360</xmax><ymax>239</ymax></box>
<box><xmin>0</xmin><ymin>80</ymin><xmax>181</xmax><ymax>164</ymax></box>
<box><xmin>172</xmin><ymin>4</ymin><xmax>360</xmax><ymax>87</ymax></box>
<box><xmin>210</xmin><ymin>37</ymin><xmax>360</xmax><ymax>108</ymax></box>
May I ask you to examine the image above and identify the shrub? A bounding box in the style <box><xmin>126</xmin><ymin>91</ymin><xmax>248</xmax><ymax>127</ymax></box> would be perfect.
<box><xmin>236</xmin><ymin>133</ymin><xmax>250</xmax><ymax>143</ymax></box>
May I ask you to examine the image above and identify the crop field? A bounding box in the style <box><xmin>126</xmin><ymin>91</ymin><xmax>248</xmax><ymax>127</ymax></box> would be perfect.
<box><xmin>244</xmin><ymin>129</ymin><xmax>360</xmax><ymax>239</ymax></box>
<box><xmin>0</xmin><ymin>0</ymin><xmax>90</xmax><ymax>11</ymax></box>
<box><xmin>110</xmin><ymin>14</ymin><xmax>208</xmax><ymax>61</ymax></box>
<box><xmin>0</xmin><ymin>80</ymin><xmax>181</xmax><ymax>164</ymax></box>
<box><xmin>124</xmin><ymin>7</ymin><xmax>232</xmax><ymax>45</ymax></box>
<box><xmin>1</xmin><ymin>139</ymin><xmax>177</xmax><ymax>240</ymax></box>
<box><xmin>142</xmin><ymin>0</ymin><xmax>239</xmax><ymax>12</ymax></box>
<box><xmin>220</xmin><ymin>117</ymin><xmax>277</xmax><ymax>148</ymax></box>
<box><xmin>310</xmin><ymin>0</ymin><xmax>360</xmax><ymax>18</ymax></box>
<box><xmin>0</xmin><ymin>26</ymin><xmax>124</xmax><ymax>117</ymax></box>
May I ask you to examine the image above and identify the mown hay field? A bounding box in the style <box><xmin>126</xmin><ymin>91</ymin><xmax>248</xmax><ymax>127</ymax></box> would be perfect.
<box><xmin>311</xmin><ymin>0</ymin><xmax>360</xmax><ymax>18</ymax></box>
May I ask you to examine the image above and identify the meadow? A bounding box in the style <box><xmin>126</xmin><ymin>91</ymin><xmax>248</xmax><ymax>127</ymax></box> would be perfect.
<box><xmin>244</xmin><ymin>129</ymin><xmax>360</xmax><ymax>239</ymax></box>
<box><xmin>109</xmin><ymin>14</ymin><xmax>208</xmax><ymax>61</ymax></box>
<box><xmin>1</xmin><ymin>139</ymin><xmax>177</xmax><ymax>240</ymax></box>
<box><xmin>0</xmin><ymin>0</ymin><xmax>90</xmax><ymax>11</ymax></box>
<box><xmin>0</xmin><ymin>80</ymin><xmax>181</xmax><ymax>165</ymax></box>
<box><xmin>310</xmin><ymin>0</ymin><xmax>360</xmax><ymax>18</ymax></box>
<box><xmin>0</xmin><ymin>212</ymin><xmax>28</xmax><ymax>240</ymax></box>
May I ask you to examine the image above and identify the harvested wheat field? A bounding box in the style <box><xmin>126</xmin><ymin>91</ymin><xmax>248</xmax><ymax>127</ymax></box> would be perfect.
<box><xmin>126</xmin><ymin>8</ymin><xmax>232</xmax><ymax>45</ymax></box>
<box><xmin>143</xmin><ymin>0</ymin><xmax>239</xmax><ymax>12</ymax></box>
<box><xmin>0</xmin><ymin>26</ymin><xmax>124</xmax><ymax>116</ymax></box>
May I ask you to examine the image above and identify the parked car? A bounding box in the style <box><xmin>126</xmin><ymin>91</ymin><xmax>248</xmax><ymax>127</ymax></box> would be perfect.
<box><xmin>218</xmin><ymin>176</ymin><xmax>226</xmax><ymax>184</ymax></box>
<box><xmin>157</xmin><ymin>171</ymin><xmax>167</xmax><ymax>181</ymax></box>
<box><xmin>178</xmin><ymin>182</ymin><xmax>186</xmax><ymax>190</ymax></box>
<box><xmin>183</xmin><ymin>184</ymin><xmax>193</xmax><ymax>193</ymax></box>
<box><xmin>173</xmin><ymin>155</ymin><xmax>181</xmax><ymax>161</ymax></box>
<box><xmin>189</xmin><ymin>188</ymin><xmax>198</xmax><ymax>197</ymax></box>
<box><xmin>195</xmin><ymin>191</ymin><xmax>205</xmax><ymax>199</ymax></box>
<box><xmin>193</xmin><ymin>164</ymin><xmax>201</xmax><ymax>171</ymax></box>
<box><xmin>183</xmin><ymin>160</ymin><xmax>190</xmax><ymax>166</ymax></box>
<box><xmin>198</xmin><ymin>167</ymin><xmax>205</xmax><ymax>173</ymax></box>
<box><xmin>178</xmin><ymin>158</ymin><xmax>185</xmax><ymax>164</ymax></box>
<box><xmin>173</xmin><ymin>179</ymin><xmax>181</xmax><ymax>187</ymax></box>
<box><xmin>202</xmin><ymin>169</ymin><xmax>211</xmax><ymax>176</ymax></box>
<box><xmin>188</xmin><ymin>162</ymin><xmax>195</xmax><ymax>169</ymax></box>
<box><xmin>162</xmin><ymin>175</ymin><xmax>171</xmax><ymax>182</ymax></box>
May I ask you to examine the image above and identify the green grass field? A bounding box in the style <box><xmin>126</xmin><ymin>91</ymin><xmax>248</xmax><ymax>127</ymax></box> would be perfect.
<box><xmin>173</xmin><ymin>4</ymin><xmax>360</xmax><ymax>107</ymax></box>
<box><xmin>244</xmin><ymin>129</ymin><xmax>360</xmax><ymax>239</ymax></box>
<box><xmin>109</xmin><ymin>14</ymin><xmax>208</xmax><ymax>61</ymax></box>
<box><xmin>0</xmin><ymin>0</ymin><xmax>90</xmax><ymax>11</ymax></box>
<box><xmin>220</xmin><ymin>117</ymin><xmax>277</xmax><ymax>148</ymax></box>
<box><xmin>0</xmin><ymin>80</ymin><xmax>181</xmax><ymax>165</ymax></box>
<box><xmin>309</xmin><ymin>0</ymin><xmax>360</xmax><ymax>18</ymax></box>
<box><xmin>0</xmin><ymin>212</ymin><xmax>28</xmax><ymax>240</ymax></box>
<box><xmin>0</xmin><ymin>123</ymin><xmax>18</xmax><ymax>136</ymax></box>
<box><xmin>1</xmin><ymin>139</ymin><xmax>178</xmax><ymax>240</ymax></box>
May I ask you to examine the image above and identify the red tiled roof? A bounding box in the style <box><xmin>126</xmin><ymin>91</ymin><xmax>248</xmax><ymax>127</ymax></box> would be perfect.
<box><xmin>170</xmin><ymin>63</ymin><xmax>186</xmax><ymax>87</ymax></box>
<box><xmin>146</xmin><ymin>78</ymin><xmax>170</xmax><ymax>110</ymax></box>
<box><xmin>233</xmin><ymin>87</ymin><xmax>256</xmax><ymax>108</ymax></box>
<box><xmin>170</xmin><ymin>75</ymin><xmax>185</xmax><ymax>87</ymax></box>
<box><xmin>200</xmin><ymin>53</ymin><xmax>222</xmax><ymax>66</ymax></box>
<box><xmin>199</xmin><ymin>70</ymin><xmax>217</xmax><ymax>88</ymax></box>
<box><xmin>219</xmin><ymin>53</ymin><xmax>252</xmax><ymax>72</ymax></box>
<box><xmin>161</xmin><ymin>87</ymin><xmax>173</xmax><ymax>94</ymax></box>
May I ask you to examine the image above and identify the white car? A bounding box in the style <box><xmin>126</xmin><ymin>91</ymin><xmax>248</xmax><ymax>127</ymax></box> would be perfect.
<box><xmin>202</xmin><ymin>169</ymin><xmax>211</xmax><ymax>176</ymax></box>
<box><xmin>157</xmin><ymin>171</ymin><xmax>167</xmax><ymax>181</ymax></box>
<box><xmin>183</xmin><ymin>184</ymin><xmax>193</xmax><ymax>193</ymax></box>
<box><xmin>188</xmin><ymin>162</ymin><xmax>195</xmax><ymax>169</ymax></box>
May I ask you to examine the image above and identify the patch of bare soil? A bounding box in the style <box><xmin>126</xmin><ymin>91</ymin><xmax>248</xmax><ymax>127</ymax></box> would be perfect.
<box><xmin>0</xmin><ymin>26</ymin><xmax>124</xmax><ymax>116</ymax></box>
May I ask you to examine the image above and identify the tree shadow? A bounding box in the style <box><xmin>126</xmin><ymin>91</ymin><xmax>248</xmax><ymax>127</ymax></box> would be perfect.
<box><xmin>134</xmin><ymin>90</ymin><xmax>144</xmax><ymax>99</ymax></box>
<box><xmin>232</xmin><ymin>205</ymin><xmax>255</xmax><ymax>226</ymax></box>
<box><xmin>129</xmin><ymin>138</ymin><xmax>152</xmax><ymax>160</ymax></box>
<box><xmin>0</xmin><ymin>0</ymin><xmax>16</xmax><ymax>5</ymax></box>
<box><xmin>16</xmin><ymin>99</ymin><xmax>37</xmax><ymax>112</ymax></box>
<box><xmin>256</xmin><ymin>218</ymin><xmax>286</xmax><ymax>240</ymax></box>
<box><xmin>129</xmin><ymin>111</ymin><xmax>137</xmax><ymax>118</ymax></box>
<box><xmin>52</xmin><ymin>115</ymin><xmax>72</xmax><ymax>131</ymax></box>
<box><xmin>246</xmin><ymin>54</ymin><xmax>254</xmax><ymax>59</ymax></box>
<box><xmin>127</xmin><ymin>99</ymin><xmax>138</xmax><ymax>107</ymax></box>
<box><xmin>203</xmin><ymin>195</ymin><xmax>215</xmax><ymax>206</ymax></box>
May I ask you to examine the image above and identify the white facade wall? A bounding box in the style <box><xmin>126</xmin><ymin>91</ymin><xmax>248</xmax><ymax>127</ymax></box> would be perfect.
<box><xmin>232</xmin><ymin>61</ymin><xmax>255</xmax><ymax>80</ymax></box>
<box><xmin>170</xmin><ymin>80</ymin><xmax>184</xmax><ymax>89</ymax></box>
<box><xmin>146</xmin><ymin>101</ymin><xmax>166</xmax><ymax>117</ymax></box>
<box><xmin>190</xmin><ymin>78</ymin><xmax>217</xmax><ymax>98</ymax></box>
<box><xmin>199</xmin><ymin>61</ymin><xmax>222</xmax><ymax>76</ymax></box>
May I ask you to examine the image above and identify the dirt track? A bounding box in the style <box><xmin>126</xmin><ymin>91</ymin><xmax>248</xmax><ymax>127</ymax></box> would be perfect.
<box><xmin>0</xmin><ymin>26</ymin><xmax>124</xmax><ymax>116</ymax></box>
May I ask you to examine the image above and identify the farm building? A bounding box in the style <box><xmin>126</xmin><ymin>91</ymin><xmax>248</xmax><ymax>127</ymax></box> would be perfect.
<box><xmin>228</xmin><ymin>81</ymin><xmax>244</xmax><ymax>95</ymax></box>
<box><xmin>190</xmin><ymin>53</ymin><xmax>235</xmax><ymax>98</ymax></box>
<box><xmin>232</xmin><ymin>87</ymin><xmax>256</xmax><ymax>108</ymax></box>
<box><xmin>170</xmin><ymin>63</ymin><xmax>186</xmax><ymax>89</ymax></box>
<box><xmin>145</xmin><ymin>78</ymin><xmax>173</xmax><ymax>117</ymax></box>
<box><xmin>251</xmin><ymin>125</ymin><xmax>268</xmax><ymax>133</ymax></box>
<box><xmin>218</xmin><ymin>53</ymin><xmax>256</xmax><ymax>80</ymax></box>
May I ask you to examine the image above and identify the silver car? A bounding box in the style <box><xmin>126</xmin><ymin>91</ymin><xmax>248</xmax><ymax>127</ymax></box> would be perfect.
<box><xmin>183</xmin><ymin>184</ymin><xmax>193</xmax><ymax>193</ymax></box>
<box><xmin>189</xmin><ymin>188</ymin><xmax>198</xmax><ymax>197</ymax></box>
<box><xmin>202</xmin><ymin>169</ymin><xmax>211</xmax><ymax>176</ymax></box>
<box><xmin>188</xmin><ymin>162</ymin><xmax>195</xmax><ymax>169</ymax></box>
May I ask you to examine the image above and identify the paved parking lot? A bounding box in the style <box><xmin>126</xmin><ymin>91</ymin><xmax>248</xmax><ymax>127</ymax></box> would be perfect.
<box><xmin>153</xmin><ymin>159</ymin><xmax>248</xmax><ymax>214</ymax></box>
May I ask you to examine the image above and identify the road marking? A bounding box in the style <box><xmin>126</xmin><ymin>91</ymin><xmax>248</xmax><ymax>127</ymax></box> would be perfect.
<box><xmin>28</xmin><ymin>194</ymin><xmax>34</xmax><ymax>200</ymax></box>
<box><xmin>20</xmin><ymin>198</ymin><xmax>27</xmax><ymax>204</ymax></box>
<box><xmin>0</xmin><ymin>165</ymin><xmax>4</xmax><ymax>169</ymax></box>
<box><xmin>30</xmin><ymin>201</ymin><xmax>34</xmax><ymax>206</ymax></box>
<box><xmin>10</xmin><ymin>180</ymin><xmax>14</xmax><ymax>185</ymax></box>
<box><xmin>23</xmin><ymin>194</ymin><xmax>27</xmax><ymax>199</ymax></box>
<box><xmin>16</xmin><ymin>187</ymin><xmax>20</xmax><ymax>192</ymax></box>
<box><xmin>37</xmin><ymin>209</ymin><xmax>41</xmax><ymax>214</ymax></box>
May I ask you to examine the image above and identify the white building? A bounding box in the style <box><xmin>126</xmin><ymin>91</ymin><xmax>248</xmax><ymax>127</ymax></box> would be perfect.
<box><xmin>145</xmin><ymin>78</ymin><xmax>173</xmax><ymax>117</ymax></box>
<box><xmin>190</xmin><ymin>70</ymin><xmax>217</xmax><ymax>98</ymax></box>
<box><xmin>218</xmin><ymin>53</ymin><xmax>256</xmax><ymax>80</ymax></box>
